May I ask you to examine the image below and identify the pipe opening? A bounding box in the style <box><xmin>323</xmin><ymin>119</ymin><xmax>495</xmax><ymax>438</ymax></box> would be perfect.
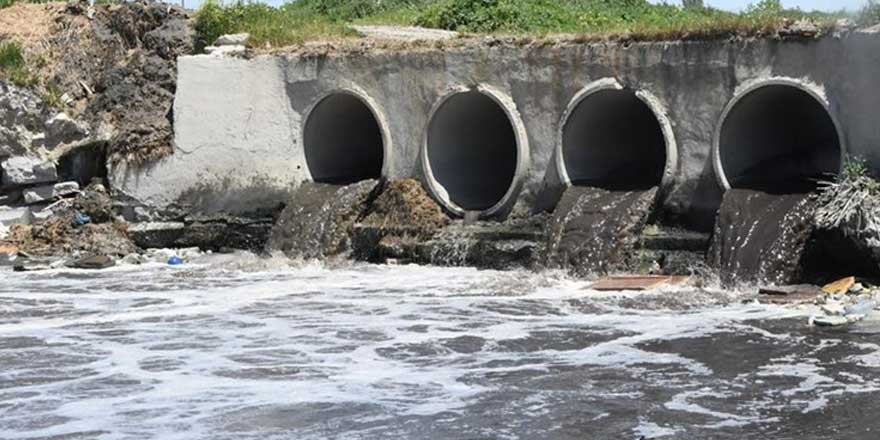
<box><xmin>426</xmin><ymin>91</ymin><xmax>519</xmax><ymax>212</ymax></box>
<box><xmin>718</xmin><ymin>84</ymin><xmax>841</xmax><ymax>193</ymax></box>
<box><xmin>304</xmin><ymin>93</ymin><xmax>384</xmax><ymax>184</ymax></box>
<box><xmin>562</xmin><ymin>89</ymin><xmax>666</xmax><ymax>190</ymax></box>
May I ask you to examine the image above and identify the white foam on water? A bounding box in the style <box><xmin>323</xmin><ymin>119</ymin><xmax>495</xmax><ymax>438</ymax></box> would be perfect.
<box><xmin>0</xmin><ymin>260</ymin><xmax>878</xmax><ymax>438</ymax></box>
<box><xmin>664</xmin><ymin>388</ymin><xmax>761</xmax><ymax>428</ymax></box>
<box><xmin>633</xmin><ymin>419</ymin><xmax>680</xmax><ymax>438</ymax></box>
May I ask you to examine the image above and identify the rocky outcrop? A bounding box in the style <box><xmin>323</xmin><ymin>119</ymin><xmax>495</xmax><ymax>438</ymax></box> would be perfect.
<box><xmin>0</xmin><ymin>83</ymin><xmax>91</xmax><ymax>160</ymax></box>
<box><xmin>1</xmin><ymin>156</ymin><xmax>58</xmax><ymax>187</ymax></box>
<box><xmin>1</xmin><ymin>1</ymin><xmax>192</xmax><ymax>165</ymax></box>
<box><xmin>127</xmin><ymin>217</ymin><xmax>274</xmax><ymax>251</ymax></box>
<box><xmin>83</xmin><ymin>0</ymin><xmax>193</xmax><ymax>163</ymax></box>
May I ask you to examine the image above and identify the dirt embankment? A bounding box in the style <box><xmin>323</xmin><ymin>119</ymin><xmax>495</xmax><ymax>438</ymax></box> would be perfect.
<box><xmin>0</xmin><ymin>0</ymin><xmax>192</xmax><ymax>164</ymax></box>
<box><xmin>0</xmin><ymin>0</ymin><xmax>193</xmax><ymax>262</ymax></box>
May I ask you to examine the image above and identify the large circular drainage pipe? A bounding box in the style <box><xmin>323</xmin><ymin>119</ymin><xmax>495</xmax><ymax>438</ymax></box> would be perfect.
<box><xmin>303</xmin><ymin>89</ymin><xmax>390</xmax><ymax>184</ymax></box>
<box><xmin>422</xmin><ymin>86</ymin><xmax>529</xmax><ymax>218</ymax></box>
<box><xmin>713</xmin><ymin>79</ymin><xmax>844</xmax><ymax>192</ymax></box>
<box><xmin>557</xmin><ymin>79</ymin><xmax>677</xmax><ymax>190</ymax></box>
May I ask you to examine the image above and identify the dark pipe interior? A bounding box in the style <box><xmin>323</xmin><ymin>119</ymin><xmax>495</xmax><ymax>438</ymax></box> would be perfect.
<box><xmin>304</xmin><ymin>93</ymin><xmax>384</xmax><ymax>184</ymax></box>
<box><xmin>426</xmin><ymin>91</ymin><xmax>518</xmax><ymax>211</ymax></box>
<box><xmin>719</xmin><ymin>85</ymin><xmax>841</xmax><ymax>193</ymax></box>
<box><xmin>562</xmin><ymin>89</ymin><xmax>666</xmax><ymax>190</ymax></box>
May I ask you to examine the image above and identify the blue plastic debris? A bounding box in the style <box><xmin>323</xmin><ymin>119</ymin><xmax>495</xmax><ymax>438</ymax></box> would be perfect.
<box><xmin>845</xmin><ymin>299</ymin><xmax>878</xmax><ymax>317</ymax></box>
<box><xmin>167</xmin><ymin>256</ymin><xmax>183</xmax><ymax>266</ymax></box>
<box><xmin>73</xmin><ymin>212</ymin><xmax>92</xmax><ymax>227</ymax></box>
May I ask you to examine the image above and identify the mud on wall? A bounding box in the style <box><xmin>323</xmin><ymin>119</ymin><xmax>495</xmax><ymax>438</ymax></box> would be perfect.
<box><xmin>111</xmin><ymin>30</ymin><xmax>880</xmax><ymax>229</ymax></box>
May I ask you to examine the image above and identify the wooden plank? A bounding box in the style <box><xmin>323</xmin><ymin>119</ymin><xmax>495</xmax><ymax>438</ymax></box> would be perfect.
<box><xmin>823</xmin><ymin>276</ymin><xmax>855</xmax><ymax>295</ymax></box>
<box><xmin>758</xmin><ymin>284</ymin><xmax>823</xmax><ymax>305</ymax></box>
<box><xmin>757</xmin><ymin>290</ymin><xmax>823</xmax><ymax>305</ymax></box>
<box><xmin>591</xmin><ymin>275</ymin><xmax>688</xmax><ymax>292</ymax></box>
<box><xmin>759</xmin><ymin>284</ymin><xmax>823</xmax><ymax>296</ymax></box>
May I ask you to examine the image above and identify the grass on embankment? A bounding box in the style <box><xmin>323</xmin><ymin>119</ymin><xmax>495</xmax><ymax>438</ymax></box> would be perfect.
<box><xmin>193</xmin><ymin>0</ymin><xmax>880</xmax><ymax>49</ymax></box>
<box><xmin>0</xmin><ymin>41</ymin><xmax>36</xmax><ymax>87</ymax></box>
<box><xmin>1</xmin><ymin>40</ymin><xmax>65</xmax><ymax>107</ymax></box>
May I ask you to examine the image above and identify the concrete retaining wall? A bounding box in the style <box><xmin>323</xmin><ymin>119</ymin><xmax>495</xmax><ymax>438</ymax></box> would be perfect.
<box><xmin>110</xmin><ymin>30</ymin><xmax>880</xmax><ymax>230</ymax></box>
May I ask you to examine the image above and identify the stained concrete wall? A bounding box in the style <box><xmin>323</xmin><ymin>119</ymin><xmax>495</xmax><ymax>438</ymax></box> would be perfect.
<box><xmin>111</xmin><ymin>56</ymin><xmax>302</xmax><ymax>218</ymax></box>
<box><xmin>110</xmin><ymin>30</ymin><xmax>880</xmax><ymax>230</ymax></box>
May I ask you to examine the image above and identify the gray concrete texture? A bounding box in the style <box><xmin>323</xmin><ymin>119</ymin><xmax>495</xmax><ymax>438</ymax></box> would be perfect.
<box><xmin>110</xmin><ymin>31</ymin><xmax>880</xmax><ymax>230</ymax></box>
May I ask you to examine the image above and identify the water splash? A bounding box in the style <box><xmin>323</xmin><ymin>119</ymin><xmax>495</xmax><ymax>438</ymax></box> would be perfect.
<box><xmin>544</xmin><ymin>186</ymin><xmax>659</xmax><ymax>276</ymax></box>
<box><xmin>708</xmin><ymin>189</ymin><xmax>816</xmax><ymax>286</ymax></box>
<box><xmin>267</xmin><ymin>180</ymin><xmax>379</xmax><ymax>259</ymax></box>
<box><xmin>1</xmin><ymin>261</ymin><xmax>879</xmax><ymax>438</ymax></box>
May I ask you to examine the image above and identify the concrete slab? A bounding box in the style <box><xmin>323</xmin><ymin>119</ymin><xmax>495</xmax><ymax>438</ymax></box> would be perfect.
<box><xmin>352</xmin><ymin>25</ymin><xmax>458</xmax><ymax>41</ymax></box>
<box><xmin>0</xmin><ymin>206</ymin><xmax>31</xmax><ymax>227</ymax></box>
<box><xmin>2</xmin><ymin>157</ymin><xmax>57</xmax><ymax>188</ymax></box>
<box><xmin>23</xmin><ymin>181</ymin><xmax>79</xmax><ymax>205</ymax></box>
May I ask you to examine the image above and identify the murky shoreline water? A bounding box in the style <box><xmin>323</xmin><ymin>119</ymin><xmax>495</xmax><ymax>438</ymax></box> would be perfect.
<box><xmin>1</xmin><ymin>255</ymin><xmax>879</xmax><ymax>439</ymax></box>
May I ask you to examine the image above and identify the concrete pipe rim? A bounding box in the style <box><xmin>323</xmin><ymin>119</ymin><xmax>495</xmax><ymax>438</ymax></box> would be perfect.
<box><xmin>555</xmin><ymin>78</ymin><xmax>678</xmax><ymax>192</ymax></box>
<box><xmin>712</xmin><ymin>77</ymin><xmax>847</xmax><ymax>191</ymax></box>
<box><xmin>421</xmin><ymin>84</ymin><xmax>530</xmax><ymax>218</ymax></box>
<box><xmin>302</xmin><ymin>86</ymin><xmax>393</xmax><ymax>182</ymax></box>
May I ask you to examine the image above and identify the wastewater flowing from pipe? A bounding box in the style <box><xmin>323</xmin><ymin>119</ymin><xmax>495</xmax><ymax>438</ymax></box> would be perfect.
<box><xmin>708</xmin><ymin>188</ymin><xmax>816</xmax><ymax>287</ymax></box>
<box><xmin>544</xmin><ymin>186</ymin><xmax>659</xmax><ymax>276</ymax></box>
<box><xmin>266</xmin><ymin>180</ymin><xmax>381</xmax><ymax>259</ymax></box>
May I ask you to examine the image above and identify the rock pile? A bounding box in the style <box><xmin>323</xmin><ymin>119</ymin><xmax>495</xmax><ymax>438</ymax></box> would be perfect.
<box><xmin>205</xmin><ymin>33</ymin><xmax>250</xmax><ymax>56</ymax></box>
<box><xmin>811</xmin><ymin>277</ymin><xmax>880</xmax><ymax>326</ymax></box>
<box><xmin>267</xmin><ymin>180</ymin><xmax>381</xmax><ymax>259</ymax></box>
<box><xmin>757</xmin><ymin>276</ymin><xmax>880</xmax><ymax>327</ymax></box>
<box><xmin>0</xmin><ymin>156</ymin><xmax>85</xmax><ymax>234</ymax></box>
<box><xmin>1</xmin><ymin>178</ymin><xmax>136</xmax><ymax>264</ymax></box>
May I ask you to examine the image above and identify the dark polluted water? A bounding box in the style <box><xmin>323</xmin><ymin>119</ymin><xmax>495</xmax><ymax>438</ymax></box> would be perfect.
<box><xmin>1</xmin><ymin>254</ymin><xmax>880</xmax><ymax>439</ymax></box>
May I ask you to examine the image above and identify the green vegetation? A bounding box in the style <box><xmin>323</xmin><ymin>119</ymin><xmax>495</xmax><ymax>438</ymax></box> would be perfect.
<box><xmin>860</xmin><ymin>0</ymin><xmax>880</xmax><ymax>25</ymax></box>
<box><xmin>1</xmin><ymin>41</ymin><xmax>61</xmax><ymax>106</ymax></box>
<box><xmin>194</xmin><ymin>0</ymin><xmax>429</xmax><ymax>47</ymax></box>
<box><xmin>0</xmin><ymin>41</ymin><xmax>37</xmax><ymax>88</ymax></box>
<box><xmin>0</xmin><ymin>41</ymin><xmax>24</xmax><ymax>70</ymax></box>
<box><xmin>41</xmin><ymin>83</ymin><xmax>64</xmax><ymax>109</ymax></box>
<box><xmin>0</xmin><ymin>0</ymin><xmax>50</xmax><ymax>8</ymax></box>
<box><xmin>195</xmin><ymin>1</ymin><xmax>346</xmax><ymax>47</ymax></box>
<box><xmin>193</xmin><ymin>0</ymin><xmax>870</xmax><ymax>48</ymax></box>
<box><xmin>417</xmin><ymin>0</ymin><xmax>846</xmax><ymax>35</ymax></box>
